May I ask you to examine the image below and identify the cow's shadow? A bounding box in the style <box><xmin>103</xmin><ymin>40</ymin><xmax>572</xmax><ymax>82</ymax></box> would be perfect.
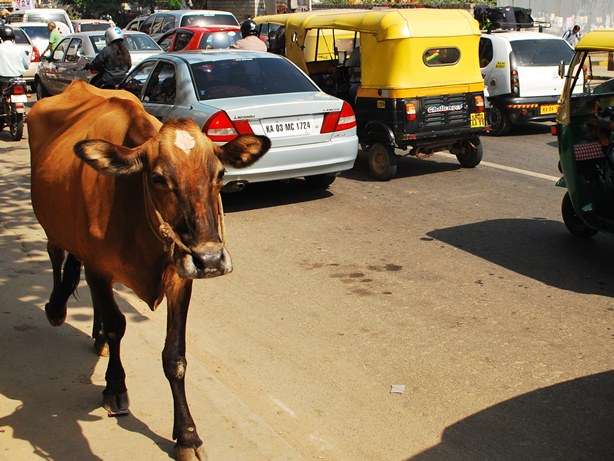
<box><xmin>0</xmin><ymin>142</ymin><xmax>171</xmax><ymax>459</ymax></box>
<box><xmin>427</xmin><ymin>217</ymin><xmax>614</xmax><ymax>298</ymax></box>
<box><xmin>408</xmin><ymin>371</ymin><xmax>614</xmax><ymax>460</ymax></box>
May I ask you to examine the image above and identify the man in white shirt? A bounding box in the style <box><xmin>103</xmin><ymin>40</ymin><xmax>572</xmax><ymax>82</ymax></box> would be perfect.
<box><xmin>0</xmin><ymin>26</ymin><xmax>29</xmax><ymax>82</ymax></box>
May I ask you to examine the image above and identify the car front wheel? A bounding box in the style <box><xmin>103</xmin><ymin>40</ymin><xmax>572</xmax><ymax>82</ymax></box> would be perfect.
<box><xmin>35</xmin><ymin>79</ymin><xmax>49</xmax><ymax>100</ymax></box>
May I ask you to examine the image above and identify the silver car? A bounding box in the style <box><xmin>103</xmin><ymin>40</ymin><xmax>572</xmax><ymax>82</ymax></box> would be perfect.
<box><xmin>120</xmin><ymin>50</ymin><xmax>358</xmax><ymax>189</ymax></box>
<box><xmin>11</xmin><ymin>27</ymin><xmax>38</xmax><ymax>85</ymax></box>
<box><xmin>35</xmin><ymin>31</ymin><xmax>162</xmax><ymax>98</ymax></box>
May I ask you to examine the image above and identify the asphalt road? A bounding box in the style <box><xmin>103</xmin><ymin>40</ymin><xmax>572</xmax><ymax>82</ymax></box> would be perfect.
<box><xmin>0</xmin><ymin>124</ymin><xmax>612</xmax><ymax>461</ymax></box>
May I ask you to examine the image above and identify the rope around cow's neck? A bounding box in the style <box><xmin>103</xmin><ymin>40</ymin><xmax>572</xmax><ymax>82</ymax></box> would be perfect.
<box><xmin>141</xmin><ymin>174</ymin><xmax>225</xmax><ymax>258</ymax></box>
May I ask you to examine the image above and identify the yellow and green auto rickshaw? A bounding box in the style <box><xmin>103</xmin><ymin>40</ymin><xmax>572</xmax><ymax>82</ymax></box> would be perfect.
<box><xmin>255</xmin><ymin>9</ymin><xmax>487</xmax><ymax>180</ymax></box>
<box><xmin>555</xmin><ymin>30</ymin><xmax>614</xmax><ymax>237</ymax></box>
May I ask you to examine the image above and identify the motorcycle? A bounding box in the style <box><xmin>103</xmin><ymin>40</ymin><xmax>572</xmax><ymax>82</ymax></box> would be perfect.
<box><xmin>0</xmin><ymin>78</ymin><xmax>27</xmax><ymax>141</ymax></box>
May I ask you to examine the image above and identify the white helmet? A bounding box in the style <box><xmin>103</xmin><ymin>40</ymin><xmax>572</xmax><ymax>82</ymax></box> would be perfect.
<box><xmin>105</xmin><ymin>26</ymin><xmax>124</xmax><ymax>45</ymax></box>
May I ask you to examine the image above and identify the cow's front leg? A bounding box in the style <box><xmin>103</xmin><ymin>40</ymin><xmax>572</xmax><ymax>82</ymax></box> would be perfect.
<box><xmin>163</xmin><ymin>273</ymin><xmax>206</xmax><ymax>461</ymax></box>
<box><xmin>85</xmin><ymin>268</ymin><xmax>129</xmax><ymax>416</ymax></box>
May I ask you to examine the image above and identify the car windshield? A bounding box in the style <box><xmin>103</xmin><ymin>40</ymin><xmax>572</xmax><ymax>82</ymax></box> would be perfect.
<box><xmin>17</xmin><ymin>26</ymin><xmax>49</xmax><ymax>41</ymax></box>
<box><xmin>181</xmin><ymin>14</ymin><xmax>238</xmax><ymax>27</ymax></box>
<box><xmin>79</xmin><ymin>23</ymin><xmax>111</xmax><ymax>32</ymax></box>
<box><xmin>90</xmin><ymin>34</ymin><xmax>160</xmax><ymax>53</ymax></box>
<box><xmin>198</xmin><ymin>31</ymin><xmax>240</xmax><ymax>49</ymax></box>
<box><xmin>13</xmin><ymin>29</ymin><xmax>30</xmax><ymax>45</ymax></box>
<box><xmin>511</xmin><ymin>39</ymin><xmax>574</xmax><ymax>67</ymax></box>
<box><xmin>27</xmin><ymin>13</ymin><xmax>69</xmax><ymax>26</ymax></box>
<box><xmin>191</xmin><ymin>57</ymin><xmax>317</xmax><ymax>100</ymax></box>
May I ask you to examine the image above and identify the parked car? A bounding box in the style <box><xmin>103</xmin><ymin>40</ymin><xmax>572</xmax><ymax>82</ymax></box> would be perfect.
<box><xmin>124</xmin><ymin>15</ymin><xmax>150</xmax><ymax>32</ymax></box>
<box><xmin>157</xmin><ymin>26</ymin><xmax>240</xmax><ymax>52</ymax></box>
<box><xmin>35</xmin><ymin>31</ymin><xmax>162</xmax><ymax>98</ymax></box>
<box><xmin>12</xmin><ymin>27</ymin><xmax>41</xmax><ymax>86</ymax></box>
<box><xmin>479</xmin><ymin>31</ymin><xmax>576</xmax><ymax>135</ymax></box>
<box><xmin>139</xmin><ymin>10</ymin><xmax>238</xmax><ymax>40</ymax></box>
<box><xmin>72</xmin><ymin>19</ymin><xmax>113</xmax><ymax>33</ymax></box>
<box><xmin>120</xmin><ymin>50</ymin><xmax>358</xmax><ymax>189</ymax></box>
<box><xmin>7</xmin><ymin>8</ymin><xmax>73</xmax><ymax>34</ymax></box>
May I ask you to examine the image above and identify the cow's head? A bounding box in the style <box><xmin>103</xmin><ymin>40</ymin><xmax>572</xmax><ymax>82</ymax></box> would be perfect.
<box><xmin>75</xmin><ymin>118</ymin><xmax>270</xmax><ymax>279</ymax></box>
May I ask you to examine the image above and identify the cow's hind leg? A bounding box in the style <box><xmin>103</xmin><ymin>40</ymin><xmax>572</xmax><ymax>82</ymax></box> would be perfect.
<box><xmin>85</xmin><ymin>268</ymin><xmax>129</xmax><ymax>416</ymax></box>
<box><xmin>164</xmin><ymin>274</ymin><xmax>206</xmax><ymax>461</ymax></box>
<box><xmin>45</xmin><ymin>244</ymin><xmax>81</xmax><ymax>326</ymax></box>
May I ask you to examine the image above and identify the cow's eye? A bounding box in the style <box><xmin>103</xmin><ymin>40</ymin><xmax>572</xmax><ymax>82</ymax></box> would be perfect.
<box><xmin>217</xmin><ymin>169</ymin><xmax>226</xmax><ymax>181</ymax></box>
<box><xmin>151</xmin><ymin>172</ymin><xmax>168</xmax><ymax>188</ymax></box>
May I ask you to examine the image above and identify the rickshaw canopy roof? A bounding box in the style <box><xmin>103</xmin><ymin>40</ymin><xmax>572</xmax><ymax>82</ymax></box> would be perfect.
<box><xmin>575</xmin><ymin>30</ymin><xmax>614</xmax><ymax>51</ymax></box>
<box><xmin>255</xmin><ymin>8</ymin><xmax>480</xmax><ymax>41</ymax></box>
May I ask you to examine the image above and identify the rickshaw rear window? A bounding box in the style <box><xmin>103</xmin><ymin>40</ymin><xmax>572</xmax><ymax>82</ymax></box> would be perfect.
<box><xmin>423</xmin><ymin>48</ymin><xmax>460</xmax><ymax>67</ymax></box>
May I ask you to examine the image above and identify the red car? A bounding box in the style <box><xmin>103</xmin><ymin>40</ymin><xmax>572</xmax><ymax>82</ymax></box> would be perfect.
<box><xmin>157</xmin><ymin>26</ymin><xmax>241</xmax><ymax>52</ymax></box>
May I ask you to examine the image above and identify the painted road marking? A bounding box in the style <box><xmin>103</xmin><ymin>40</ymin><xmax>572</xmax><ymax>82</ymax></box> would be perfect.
<box><xmin>436</xmin><ymin>152</ymin><xmax>560</xmax><ymax>182</ymax></box>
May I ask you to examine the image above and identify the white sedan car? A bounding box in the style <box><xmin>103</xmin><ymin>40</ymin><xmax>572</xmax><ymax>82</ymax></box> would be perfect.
<box><xmin>120</xmin><ymin>50</ymin><xmax>358</xmax><ymax>189</ymax></box>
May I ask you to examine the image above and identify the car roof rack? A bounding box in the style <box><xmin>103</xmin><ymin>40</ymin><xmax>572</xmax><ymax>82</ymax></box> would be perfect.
<box><xmin>482</xmin><ymin>21</ymin><xmax>552</xmax><ymax>34</ymax></box>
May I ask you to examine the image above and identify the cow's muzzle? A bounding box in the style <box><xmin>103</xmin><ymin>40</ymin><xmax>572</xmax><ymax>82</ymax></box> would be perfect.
<box><xmin>178</xmin><ymin>243</ymin><xmax>233</xmax><ymax>279</ymax></box>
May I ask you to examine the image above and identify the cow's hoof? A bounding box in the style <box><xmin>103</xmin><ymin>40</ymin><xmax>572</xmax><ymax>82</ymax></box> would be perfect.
<box><xmin>93</xmin><ymin>337</ymin><xmax>109</xmax><ymax>357</ymax></box>
<box><xmin>44</xmin><ymin>302</ymin><xmax>66</xmax><ymax>326</ymax></box>
<box><xmin>102</xmin><ymin>391</ymin><xmax>129</xmax><ymax>417</ymax></box>
<box><xmin>176</xmin><ymin>445</ymin><xmax>207</xmax><ymax>461</ymax></box>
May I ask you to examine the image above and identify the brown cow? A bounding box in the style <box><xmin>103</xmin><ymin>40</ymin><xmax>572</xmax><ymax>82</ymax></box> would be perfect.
<box><xmin>28</xmin><ymin>81</ymin><xmax>270</xmax><ymax>461</ymax></box>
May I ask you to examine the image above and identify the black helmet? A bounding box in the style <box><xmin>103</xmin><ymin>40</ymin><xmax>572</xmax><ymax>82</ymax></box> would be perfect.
<box><xmin>240</xmin><ymin>19</ymin><xmax>258</xmax><ymax>38</ymax></box>
<box><xmin>0</xmin><ymin>25</ymin><xmax>15</xmax><ymax>41</ymax></box>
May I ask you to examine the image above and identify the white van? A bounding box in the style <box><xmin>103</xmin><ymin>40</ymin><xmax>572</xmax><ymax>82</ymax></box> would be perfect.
<box><xmin>479</xmin><ymin>32</ymin><xmax>575</xmax><ymax>135</ymax></box>
<box><xmin>8</xmin><ymin>8</ymin><xmax>74</xmax><ymax>34</ymax></box>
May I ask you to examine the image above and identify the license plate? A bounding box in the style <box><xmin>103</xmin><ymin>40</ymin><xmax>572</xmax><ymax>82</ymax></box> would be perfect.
<box><xmin>470</xmin><ymin>112</ymin><xmax>485</xmax><ymax>128</ymax></box>
<box><xmin>262</xmin><ymin>116</ymin><xmax>317</xmax><ymax>138</ymax></box>
<box><xmin>540</xmin><ymin>104</ymin><xmax>559</xmax><ymax>115</ymax></box>
<box><xmin>10</xmin><ymin>94</ymin><xmax>28</xmax><ymax>103</ymax></box>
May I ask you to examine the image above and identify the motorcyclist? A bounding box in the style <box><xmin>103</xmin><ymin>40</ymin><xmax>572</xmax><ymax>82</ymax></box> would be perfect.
<box><xmin>86</xmin><ymin>26</ymin><xmax>131</xmax><ymax>89</ymax></box>
<box><xmin>0</xmin><ymin>25</ymin><xmax>29</xmax><ymax>86</ymax></box>
<box><xmin>232</xmin><ymin>19</ymin><xmax>267</xmax><ymax>52</ymax></box>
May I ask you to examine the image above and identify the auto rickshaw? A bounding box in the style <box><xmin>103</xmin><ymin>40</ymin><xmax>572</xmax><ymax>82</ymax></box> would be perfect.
<box><xmin>555</xmin><ymin>30</ymin><xmax>614</xmax><ymax>238</ymax></box>
<box><xmin>255</xmin><ymin>9</ymin><xmax>487</xmax><ymax>180</ymax></box>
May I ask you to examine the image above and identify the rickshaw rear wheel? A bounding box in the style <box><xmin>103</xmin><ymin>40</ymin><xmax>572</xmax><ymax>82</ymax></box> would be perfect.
<box><xmin>562</xmin><ymin>192</ymin><xmax>598</xmax><ymax>238</ymax></box>
<box><xmin>367</xmin><ymin>143</ymin><xmax>397</xmax><ymax>181</ymax></box>
<box><xmin>488</xmin><ymin>105</ymin><xmax>511</xmax><ymax>136</ymax></box>
<box><xmin>455</xmin><ymin>137</ymin><xmax>483</xmax><ymax>168</ymax></box>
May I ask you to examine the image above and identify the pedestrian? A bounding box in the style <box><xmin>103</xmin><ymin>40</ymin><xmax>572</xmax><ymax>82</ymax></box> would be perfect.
<box><xmin>43</xmin><ymin>21</ymin><xmax>62</xmax><ymax>55</ymax></box>
<box><xmin>232</xmin><ymin>19</ymin><xmax>267</xmax><ymax>52</ymax></box>
<box><xmin>562</xmin><ymin>25</ymin><xmax>581</xmax><ymax>47</ymax></box>
<box><xmin>86</xmin><ymin>27</ymin><xmax>132</xmax><ymax>89</ymax></box>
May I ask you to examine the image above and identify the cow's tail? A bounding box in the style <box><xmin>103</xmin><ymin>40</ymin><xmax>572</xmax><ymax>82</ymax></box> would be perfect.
<box><xmin>45</xmin><ymin>253</ymin><xmax>82</xmax><ymax>326</ymax></box>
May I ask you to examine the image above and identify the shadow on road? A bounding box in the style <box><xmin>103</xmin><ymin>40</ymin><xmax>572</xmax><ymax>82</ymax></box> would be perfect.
<box><xmin>486</xmin><ymin>122</ymin><xmax>552</xmax><ymax>138</ymax></box>
<box><xmin>0</xmin><ymin>144</ymin><xmax>171</xmax><ymax>459</ymax></box>
<box><xmin>222</xmin><ymin>179</ymin><xmax>333</xmax><ymax>213</ymax></box>
<box><xmin>428</xmin><ymin>218</ymin><xmax>614</xmax><ymax>297</ymax></box>
<box><xmin>344</xmin><ymin>151</ymin><xmax>461</xmax><ymax>183</ymax></box>
<box><xmin>408</xmin><ymin>371</ymin><xmax>614</xmax><ymax>461</ymax></box>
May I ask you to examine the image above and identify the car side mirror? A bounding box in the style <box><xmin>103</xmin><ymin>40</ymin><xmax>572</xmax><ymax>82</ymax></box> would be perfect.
<box><xmin>558</xmin><ymin>60</ymin><xmax>566</xmax><ymax>79</ymax></box>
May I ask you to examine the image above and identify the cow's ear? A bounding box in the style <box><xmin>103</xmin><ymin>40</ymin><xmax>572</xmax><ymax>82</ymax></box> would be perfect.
<box><xmin>216</xmin><ymin>135</ymin><xmax>271</xmax><ymax>169</ymax></box>
<box><xmin>74</xmin><ymin>140</ymin><xmax>145</xmax><ymax>176</ymax></box>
